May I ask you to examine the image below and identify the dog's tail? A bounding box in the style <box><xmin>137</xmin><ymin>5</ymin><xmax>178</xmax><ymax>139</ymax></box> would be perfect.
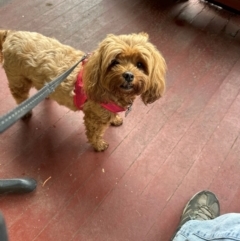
<box><xmin>0</xmin><ymin>30</ymin><xmax>9</xmax><ymax>63</ymax></box>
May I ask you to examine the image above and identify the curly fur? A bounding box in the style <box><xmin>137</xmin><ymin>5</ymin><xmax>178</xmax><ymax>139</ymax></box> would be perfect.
<box><xmin>0</xmin><ymin>30</ymin><xmax>166</xmax><ymax>151</ymax></box>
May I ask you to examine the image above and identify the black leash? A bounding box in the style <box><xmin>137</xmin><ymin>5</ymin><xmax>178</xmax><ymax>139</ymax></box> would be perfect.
<box><xmin>0</xmin><ymin>213</ymin><xmax>8</xmax><ymax>241</ymax></box>
<box><xmin>0</xmin><ymin>178</ymin><xmax>37</xmax><ymax>241</ymax></box>
<box><xmin>0</xmin><ymin>54</ymin><xmax>88</xmax><ymax>134</ymax></box>
<box><xmin>0</xmin><ymin>178</ymin><xmax>37</xmax><ymax>194</ymax></box>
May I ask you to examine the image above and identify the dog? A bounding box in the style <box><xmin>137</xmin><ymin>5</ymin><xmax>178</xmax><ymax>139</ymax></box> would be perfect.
<box><xmin>0</xmin><ymin>30</ymin><xmax>166</xmax><ymax>151</ymax></box>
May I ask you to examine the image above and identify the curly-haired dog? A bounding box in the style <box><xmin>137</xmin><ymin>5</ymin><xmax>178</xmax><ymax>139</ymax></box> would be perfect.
<box><xmin>0</xmin><ymin>30</ymin><xmax>166</xmax><ymax>151</ymax></box>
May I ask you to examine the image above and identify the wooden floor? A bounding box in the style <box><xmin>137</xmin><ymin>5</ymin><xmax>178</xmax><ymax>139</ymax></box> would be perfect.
<box><xmin>1</xmin><ymin>0</ymin><xmax>240</xmax><ymax>240</ymax></box>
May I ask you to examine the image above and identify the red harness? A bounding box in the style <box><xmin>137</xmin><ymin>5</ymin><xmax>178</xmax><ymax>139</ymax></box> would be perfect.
<box><xmin>73</xmin><ymin>68</ymin><xmax>87</xmax><ymax>110</ymax></box>
<box><xmin>73</xmin><ymin>62</ymin><xmax>125</xmax><ymax>113</ymax></box>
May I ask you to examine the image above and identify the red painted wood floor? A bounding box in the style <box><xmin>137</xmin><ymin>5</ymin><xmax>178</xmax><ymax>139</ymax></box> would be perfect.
<box><xmin>1</xmin><ymin>0</ymin><xmax>240</xmax><ymax>240</ymax></box>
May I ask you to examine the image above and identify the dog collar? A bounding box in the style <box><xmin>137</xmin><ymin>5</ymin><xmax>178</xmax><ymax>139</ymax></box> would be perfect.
<box><xmin>74</xmin><ymin>62</ymin><xmax>126</xmax><ymax>113</ymax></box>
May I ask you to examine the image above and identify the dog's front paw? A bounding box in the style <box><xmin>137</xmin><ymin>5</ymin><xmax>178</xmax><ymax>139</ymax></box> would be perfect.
<box><xmin>93</xmin><ymin>140</ymin><xmax>109</xmax><ymax>152</ymax></box>
<box><xmin>111</xmin><ymin>115</ymin><xmax>123</xmax><ymax>126</ymax></box>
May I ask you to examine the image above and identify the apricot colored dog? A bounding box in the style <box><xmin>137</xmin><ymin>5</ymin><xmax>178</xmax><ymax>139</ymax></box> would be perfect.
<box><xmin>0</xmin><ymin>30</ymin><xmax>166</xmax><ymax>151</ymax></box>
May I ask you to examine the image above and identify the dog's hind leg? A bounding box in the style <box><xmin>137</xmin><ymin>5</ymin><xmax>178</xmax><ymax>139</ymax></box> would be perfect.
<box><xmin>7</xmin><ymin>75</ymin><xmax>33</xmax><ymax>119</ymax></box>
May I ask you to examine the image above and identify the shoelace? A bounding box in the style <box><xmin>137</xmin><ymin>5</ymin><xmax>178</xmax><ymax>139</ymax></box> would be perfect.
<box><xmin>189</xmin><ymin>205</ymin><xmax>215</xmax><ymax>220</ymax></box>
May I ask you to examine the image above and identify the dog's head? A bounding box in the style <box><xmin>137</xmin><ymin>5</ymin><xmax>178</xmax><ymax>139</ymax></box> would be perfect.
<box><xmin>83</xmin><ymin>33</ymin><xmax>166</xmax><ymax>105</ymax></box>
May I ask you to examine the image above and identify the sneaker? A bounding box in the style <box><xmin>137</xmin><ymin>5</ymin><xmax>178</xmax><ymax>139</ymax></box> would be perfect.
<box><xmin>171</xmin><ymin>190</ymin><xmax>220</xmax><ymax>240</ymax></box>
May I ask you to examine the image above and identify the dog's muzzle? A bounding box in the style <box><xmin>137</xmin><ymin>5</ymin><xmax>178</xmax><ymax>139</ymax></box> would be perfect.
<box><xmin>121</xmin><ymin>71</ymin><xmax>134</xmax><ymax>90</ymax></box>
<box><xmin>122</xmin><ymin>71</ymin><xmax>134</xmax><ymax>82</ymax></box>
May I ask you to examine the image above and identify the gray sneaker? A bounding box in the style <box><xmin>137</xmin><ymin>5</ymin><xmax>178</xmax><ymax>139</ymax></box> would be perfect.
<box><xmin>171</xmin><ymin>190</ymin><xmax>220</xmax><ymax>240</ymax></box>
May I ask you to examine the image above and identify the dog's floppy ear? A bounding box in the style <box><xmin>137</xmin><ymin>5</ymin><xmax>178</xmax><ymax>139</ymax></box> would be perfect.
<box><xmin>83</xmin><ymin>49</ymin><xmax>108</xmax><ymax>103</ymax></box>
<box><xmin>141</xmin><ymin>44</ymin><xmax>166</xmax><ymax>105</ymax></box>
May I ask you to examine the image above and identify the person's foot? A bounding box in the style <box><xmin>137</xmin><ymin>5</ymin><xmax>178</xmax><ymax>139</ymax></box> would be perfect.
<box><xmin>171</xmin><ymin>190</ymin><xmax>220</xmax><ymax>240</ymax></box>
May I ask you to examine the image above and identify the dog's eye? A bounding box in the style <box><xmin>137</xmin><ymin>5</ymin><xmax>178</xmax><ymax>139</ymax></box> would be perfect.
<box><xmin>110</xmin><ymin>59</ymin><xmax>119</xmax><ymax>68</ymax></box>
<box><xmin>136</xmin><ymin>62</ymin><xmax>144</xmax><ymax>70</ymax></box>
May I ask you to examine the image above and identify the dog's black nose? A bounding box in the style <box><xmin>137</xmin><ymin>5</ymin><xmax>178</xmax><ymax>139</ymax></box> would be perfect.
<box><xmin>122</xmin><ymin>72</ymin><xmax>134</xmax><ymax>82</ymax></box>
